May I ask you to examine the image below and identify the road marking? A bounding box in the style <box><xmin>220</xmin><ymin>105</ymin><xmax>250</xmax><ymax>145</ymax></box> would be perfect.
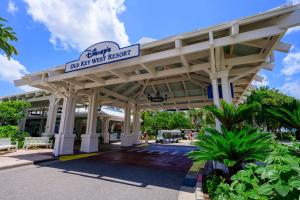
<box><xmin>137</xmin><ymin>149</ymin><xmax>147</xmax><ymax>153</ymax></box>
<box><xmin>171</xmin><ymin>151</ymin><xmax>179</xmax><ymax>155</ymax></box>
<box><xmin>147</xmin><ymin>150</ymin><xmax>159</xmax><ymax>153</ymax></box>
<box><xmin>59</xmin><ymin>153</ymin><xmax>99</xmax><ymax>161</ymax></box>
<box><xmin>127</xmin><ymin>149</ymin><xmax>139</xmax><ymax>152</ymax></box>
<box><xmin>159</xmin><ymin>151</ymin><xmax>168</xmax><ymax>155</ymax></box>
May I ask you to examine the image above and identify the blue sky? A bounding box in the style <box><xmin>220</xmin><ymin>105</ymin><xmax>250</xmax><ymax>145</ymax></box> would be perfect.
<box><xmin>0</xmin><ymin>0</ymin><xmax>300</xmax><ymax>98</ymax></box>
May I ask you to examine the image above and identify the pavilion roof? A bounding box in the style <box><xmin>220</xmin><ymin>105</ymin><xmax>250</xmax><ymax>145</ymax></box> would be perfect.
<box><xmin>12</xmin><ymin>4</ymin><xmax>300</xmax><ymax>110</ymax></box>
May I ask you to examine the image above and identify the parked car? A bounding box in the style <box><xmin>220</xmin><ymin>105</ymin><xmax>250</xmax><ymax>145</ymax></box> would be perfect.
<box><xmin>156</xmin><ymin>130</ymin><xmax>182</xmax><ymax>143</ymax></box>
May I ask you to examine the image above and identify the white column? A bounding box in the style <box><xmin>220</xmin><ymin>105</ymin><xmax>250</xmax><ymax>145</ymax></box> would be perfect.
<box><xmin>211</xmin><ymin>76</ymin><xmax>221</xmax><ymax>131</ymax></box>
<box><xmin>132</xmin><ymin>104</ymin><xmax>141</xmax><ymax>145</ymax></box>
<box><xmin>42</xmin><ymin>95</ymin><xmax>59</xmax><ymax>137</ymax></box>
<box><xmin>102</xmin><ymin>117</ymin><xmax>110</xmax><ymax>144</ymax></box>
<box><xmin>121</xmin><ymin>102</ymin><xmax>133</xmax><ymax>146</ymax></box>
<box><xmin>219</xmin><ymin>71</ymin><xmax>232</xmax><ymax>103</ymax></box>
<box><xmin>53</xmin><ymin>92</ymin><xmax>77</xmax><ymax>156</ymax></box>
<box><xmin>124</xmin><ymin>102</ymin><xmax>131</xmax><ymax>134</ymax></box>
<box><xmin>80</xmin><ymin>89</ymin><xmax>100</xmax><ymax>153</ymax></box>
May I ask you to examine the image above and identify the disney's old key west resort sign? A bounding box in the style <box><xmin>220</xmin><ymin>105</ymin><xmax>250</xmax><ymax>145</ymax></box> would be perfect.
<box><xmin>65</xmin><ymin>41</ymin><xmax>140</xmax><ymax>73</ymax></box>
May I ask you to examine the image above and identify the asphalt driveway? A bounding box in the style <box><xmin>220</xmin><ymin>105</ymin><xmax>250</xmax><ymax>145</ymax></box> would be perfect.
<box><xmin>0</xmin><ymin>144</ymin><xmax>195</xmax><ymax>200</ymax></box>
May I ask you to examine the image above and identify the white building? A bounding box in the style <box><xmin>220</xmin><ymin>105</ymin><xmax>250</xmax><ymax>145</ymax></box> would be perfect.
<box><xmin>6</xmin><ymin>4</ymin><xmax>300</xmax><ymax>156</ymax></box>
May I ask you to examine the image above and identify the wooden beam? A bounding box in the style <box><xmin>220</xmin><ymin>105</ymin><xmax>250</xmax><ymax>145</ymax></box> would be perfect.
<box><xmin>140</xmin><ymin>101</ymin><xmax>213</xmax><ymax>110</ymax></box>
<box><xmin>84</xmin><ymin>74</ymin><xmax>105</xmax><ymax>85</ymax></box>
<box><xmin>138</xmin><ymin>95</ymin><xmax>208</xmax><ymax>105</ymax></box>
<box><xmin>109</xmin><ymin>70</ymin><xmax>128</xmax><ymax>80</ymax></box>
<box><xmin>101</xmin><ymin>87</ymin><xmax>129</xmax><ymax>101</ymax></box>
<box><xmin>63</xmin><ymin>78</ymin><xmax>85</xmax><ymax>88</ymax></box>
<box><xmin>134</xmin><ymin>79</ymin><xmax>149</xmax><ymax>99</ymax></box>
<box><xmin>225</xmin><ymin>54</ymin><xmax>265</xmax><ymax>66</ymax></box>
<box><xmin>140</xmin><ymin>63</ymin><xmax>156</xmax><ymax>75</ymax></box>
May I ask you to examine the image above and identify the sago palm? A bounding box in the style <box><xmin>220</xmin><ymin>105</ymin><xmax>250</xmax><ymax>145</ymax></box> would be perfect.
<box><xmin>188</xmin><ymin>127</ymin><xmax>273</xmax><ymax>176</ymax></box>
<box><xmin>204</xmin><ymin>100</ymin><xmax>260</xmax><ymax>131</ymax></box>
<box><xmin>268</xmin><ymin>105</ymin><xmax>300</xmax><ymax>140</ymax></box>
<box><xmin>0</xmin><ymin>17</ymin><xmax>18</xmax><ymax>59</ymax></box>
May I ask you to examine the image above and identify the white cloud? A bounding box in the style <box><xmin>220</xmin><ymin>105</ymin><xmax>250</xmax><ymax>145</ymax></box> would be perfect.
<box><xmin>281</xmin><ymin>49</ymin><xmax>300</xmax><ymax>77</ymax></box>
<box><xmin>287</xmin><ymin>0</ymin><xmax>300</xmax><ymax>4</ymax></box>
<box><xmin>0</xmin><ymin>54</ymin><xmax>35</xmax><ymax>92</ymax></box>
<box><xmin>286</xmin><ymin>26</ymin><xmax>300</xmax><ymax>34</ymax></box>
<box><xmin>7</xmin><ymin>1</ymin><xmax>19</xmax><ymax>14</ymax></box>
<box><xmin>280</xmin><ymin>80</ymin><xmax>300</xmax><ymax>99</ymax></box>
<box><xmin>138</xmin><ymin>37</ymin><xmax>156</xmax><ymax>44</ymax></box>
<box><xmin>23</xmin><ymin>0</ymin><xmax>129</xmax><ymax>51</ymax></box>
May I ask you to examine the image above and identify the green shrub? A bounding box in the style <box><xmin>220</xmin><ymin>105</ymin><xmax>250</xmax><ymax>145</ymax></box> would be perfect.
<box><xmin>0</xmin><ymin>125</ymin><xmax>29</xmax><ymax>148</ymax></box>
<box><xmin>188</xmin><ymin>126</ymin><xmax>273</xmax><ymax>176</ymax></box>
<box><xmin>213</xmin><ymin>143</ymin><xmax>300</xmax><ymax>200</ymax></box>
<box><xmin>204</xmin><ymin>171</ymin><xmax>224</xmax><ymax>199</ymax></box>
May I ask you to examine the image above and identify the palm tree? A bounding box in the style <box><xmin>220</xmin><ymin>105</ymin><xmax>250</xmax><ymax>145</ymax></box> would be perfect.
<box><xmin>188</xmin><ymin>127</ymin><xmax>273</xmax><ymax>176</ymax></box>
<box><xmin>246</xmin><ymin>87</ymin><xmax>295</xmax><ymax>132</ymax></box>
<box><xmin>0</xmin><ymin>17</ymin><xmax>18</xmax><ymax>59</ymax></box>
<box><xmin>188</xmin><ymin>108</ymin><xmax>214</xmax><ymax>131</ymax></box>
<box><xmin>267</xmin><ymin>103</ymin><xmax>300</xmax><ymax>141</ymax></box>
<box><xmin>204</xmin><ymin>100</ymin><xmax>260</xmax><ymax>131</ymax></box>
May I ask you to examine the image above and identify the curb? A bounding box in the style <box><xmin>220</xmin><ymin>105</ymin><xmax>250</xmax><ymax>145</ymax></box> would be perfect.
<box><xmin>178</xmin><ymin>162</ymin><xmax>205</xmax><ymax>200</ymax></box>
<box><xmin>195</xmin><ymin>173</ymin><xmax>205</xmax><ymax>200</ymax></box>
<box><xmin>0</xmin><ymin>157</ymin><xmax>58</xmax><ymax>171</ymax></box>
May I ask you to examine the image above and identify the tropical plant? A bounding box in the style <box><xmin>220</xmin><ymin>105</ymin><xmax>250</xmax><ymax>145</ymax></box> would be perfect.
<box><xmin>204</xmin><ymin>100</ymin><xmax>260</xmax><ymax>131</ymax></box>
<box><xmin>267</xmin><ymin>103</ymin><xmax>300</xmax><ymax>140</ymax></box>
<box><xmin>0</xmin><ymin>100</ymin><xmax>31</xmax><ymax>125</ymax></box>
<box><xmin>188</xmin><ymin>127</ymin><xmax>273</xmax><ymax>176</ymax></box>
<box><xmin>214</xmin><ymin>143</ymin><xmax>300</xmax><ymax>200</ymax></box>
<box><xmin>0</xmin><ymin>17</ymin><xmax>18</xmax><ymax>59</ymax></box>
<box><xmin>246</xmin><ymin>87</ymin><xmax>296</xmax><ymax>132</ymax></box>
<box><xmin>188</xmin><ymin>108</ymin><xmax>214</xmax><ymax>130</ymax></box>
<box><xmin>204</xmin><ymin>171</ymin><xmax>224</xmax><ymax>199</ymax></box>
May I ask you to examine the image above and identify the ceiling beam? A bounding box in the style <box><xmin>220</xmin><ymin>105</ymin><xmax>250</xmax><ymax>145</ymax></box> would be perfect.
<box><xmin>84</xmin><ymin>74</ymin><xmax>106</xmax><ymax>85</ymax></box>
<box><xmin>101</xmin><ymin>87</ymin><xmax>129</xmax><ymax>102</ymax></box>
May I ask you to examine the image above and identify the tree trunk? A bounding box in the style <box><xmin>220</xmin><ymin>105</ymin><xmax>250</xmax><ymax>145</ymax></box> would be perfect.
<box><xmin>296</xmin><ymin>130</ymin><xmax>300</xmax><ymax>141</ymax></box>
<box><xmin>252</xmin><ymin>114</ymin><xmax>256</xmax><ymax>127</ymax></box>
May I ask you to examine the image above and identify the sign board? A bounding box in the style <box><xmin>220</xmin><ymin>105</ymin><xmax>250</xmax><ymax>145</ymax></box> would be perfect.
<box><xmin>65</xmin><ymin>41</ymin><xmax>140</xmax><ymax>73</ymax></box>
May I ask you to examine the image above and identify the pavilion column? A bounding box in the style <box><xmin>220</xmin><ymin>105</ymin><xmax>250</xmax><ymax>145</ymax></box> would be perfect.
<box><xmin>53</xmin><ymin>91</ymin><xmax>77</xmax><ymax>156</ymax></box>
<box><xmin>211</xmin><ymin>76</ymin><xmax>221</xmax><ymax>131</ymax></box>
<box><xmin>132</xmin><ymin>104</ymin><xmax>141</xmax><ymax>145</ymax></box>
<box><xmin>121</xmin><ymin>102</ymin><xmax>133</xmax><ymax>146</ymax></box>
<box><xmin>80</xmin><ymin>88</ymin><xmax>100</xmax><ymax>153</ymax></box>
<box><xmin>102</xmin><ymin>117</ymin><xmax>110</xmax><ymax>144</ymax></box>
<box><xmin>218</xmin><ymin>71</ymin><xmax>232</xmax><ymax>103</ymax></box>
<box><xmin>42</xmin><ymin>95</ymin><xmax>59</xmax><ymax>137</ymax></box>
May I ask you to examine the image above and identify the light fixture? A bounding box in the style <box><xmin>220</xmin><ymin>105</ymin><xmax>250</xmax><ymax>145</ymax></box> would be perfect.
<box><xmin>147</xmin><ymin>92</ymin><xmax>167</xmax><ymax>102</ymax></box>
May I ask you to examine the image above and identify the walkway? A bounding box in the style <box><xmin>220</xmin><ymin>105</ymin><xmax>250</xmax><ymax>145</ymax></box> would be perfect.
<box><xmin>0</xmin><ymin>144</ymin><xmax>195</xmax><ymax>200</ymax></box>
<box><xmin>0</xmin><ymin>149</ymin><xmax>53</xmax><ymax>170</ymax></box>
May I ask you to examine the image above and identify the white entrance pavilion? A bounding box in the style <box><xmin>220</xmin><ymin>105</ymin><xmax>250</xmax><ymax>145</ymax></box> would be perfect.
<box><xmin>14</xmin><ymin>4</ymin><xmax>300</xmax><ymax>156</ymax></box>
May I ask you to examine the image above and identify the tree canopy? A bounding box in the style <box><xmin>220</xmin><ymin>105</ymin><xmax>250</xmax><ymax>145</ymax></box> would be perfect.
<box><xmin>246</xmin><ymin>87</ymin><xmax>299</xmax><ymax>133</ymax></box>
<box><xmin>141</xmin><ymin>110</ymin><xmax>190</xmax><ymax>136</ymax></box>
<box><xmin>0</xmin><ymin>17</ymin><xmax>18</xmax><ymax>59</ymax></box>
<box><xmin>0</xmin><ymin>100</ymin><xmax>31</xmax><ymax>125</ymax></box>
